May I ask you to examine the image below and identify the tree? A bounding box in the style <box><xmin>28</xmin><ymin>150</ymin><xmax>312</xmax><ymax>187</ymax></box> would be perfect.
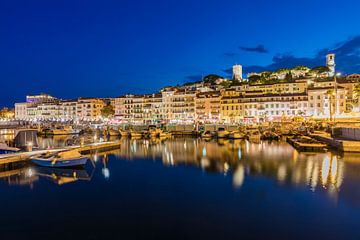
<box><xmin>310</xmin><ymin>66</ymin><xmax>330</xmax><ymax>78</ymax></box>
<box><xmin>284</xmin><ymin>71</ymin><xmax>293</xmax><ymax>82</ymax></box>
<box><xmin>353</xmin><ymin>83</ymin><xmax>360</xmax><ymax>112</ymax></box>
<box><xmin>101</xmin><ymin>104</ymin><xmax>115</xmax><ymax>118</ymax></box>
<box><xmin>326</xmin><ymin>89</ymin><xmax>335</xmax><ymax>121</ymax></box>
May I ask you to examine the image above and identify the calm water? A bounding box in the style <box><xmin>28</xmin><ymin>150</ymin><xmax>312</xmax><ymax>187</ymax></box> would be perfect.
<box><xmin>1</xmin><ymin>136</ymin><xmax>360</xmax><ymax>239</ymax></box>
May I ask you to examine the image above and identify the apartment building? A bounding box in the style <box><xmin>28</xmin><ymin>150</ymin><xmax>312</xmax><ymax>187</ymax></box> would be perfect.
<box><xmin>76</xmin><ymin>98</ymin><xmax>105</xmax><ymax>121</ymax></box>
<box><xmin>195</xmin><ymin>91</ymin><xmax>221</xmax><ymax>123</ymax></box>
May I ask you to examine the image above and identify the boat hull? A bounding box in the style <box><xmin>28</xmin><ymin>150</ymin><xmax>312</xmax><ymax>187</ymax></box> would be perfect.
<box><xmin>31</xmin><ymin>157</ymin><xmax>88</xmax><ymax>167</ymax></box>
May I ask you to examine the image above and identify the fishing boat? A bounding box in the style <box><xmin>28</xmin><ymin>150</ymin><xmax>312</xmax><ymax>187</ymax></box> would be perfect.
<box><xmin>227</xmin><ymin>131</ymin><xmax>245</xmax><ymax>139</ymax></box>
<box><xmin>108</xmin><ymin>129</ymin><xmax>120</xmax><ymax>136</ymax></box>
<box><xmin>49</xmin><ymin>126</ymin><xmax>80</xmax><ymax>135</ymax></box>
<box><xmin>119</xmin><ymin>129</ymin><xmax>129</xmax><ymax>137</ymax></box>
<box><xmin>130</xmin><ymin>130</ymin><xmax>142</xmax><ymax>138</ymax></box>
<box><xmin>31</xmin><ymin>150</ymin><xmax>88</xmax><ymax>167</ymax></box>
<box><xmin>159</xmin><ymin>131</ymin><xmax>172</xmax><ymax>138</ymax></box>
<box><xmin>216</xmin><ymin>127</ymin><xmax>229</xmax><ymax>138</ymax></box>
<box><xmin>0</xmin><ymin>142</ymin><xmax>20</xmax><ymax>154</ymax></box>
<box><xmin>201</xmin><ymin>131</ymin><xmax>212</xmax><ymax>139</ymax></box>
<box><xmin>148</xmin><ymin>126</ymin><xmax>163</xmax><ymax>138</ymax></box>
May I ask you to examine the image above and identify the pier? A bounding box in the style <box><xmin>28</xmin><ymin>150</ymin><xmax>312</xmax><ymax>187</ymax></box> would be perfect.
<box><xmin>0</xmin><ymin>141</ymin><xmax>121</xmax><ymax>165</ymax></box>
<box><xmin>312</xmin><ymin>132</ymin><xmax>360</xmax><ymax>152</ymax></box>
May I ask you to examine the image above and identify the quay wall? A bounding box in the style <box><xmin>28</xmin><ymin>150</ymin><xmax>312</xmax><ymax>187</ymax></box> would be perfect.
<box><xmin>337</xmin><ymin>128</ymin><xmax>360</xmax><ymax>141</ymax></box>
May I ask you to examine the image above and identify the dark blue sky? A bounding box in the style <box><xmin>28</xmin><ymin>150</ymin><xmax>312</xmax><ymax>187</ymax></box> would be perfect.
<box><xmin>1</xmin><ymin>0</ymin><xmax>360</xmax><ymax>107</ymax></box>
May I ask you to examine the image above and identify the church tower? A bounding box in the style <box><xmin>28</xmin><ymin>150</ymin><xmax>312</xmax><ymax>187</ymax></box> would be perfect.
<box><xmin>326</xmin><ymin>53</ymin><xmax>335</xmax><ymax>77</ymax></box>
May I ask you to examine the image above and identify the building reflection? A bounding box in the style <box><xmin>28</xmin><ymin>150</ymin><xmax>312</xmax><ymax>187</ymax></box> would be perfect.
<box><xmin>0</xmin><ymin>137</ymin><xmax>359</xmax><ymax>203</ymax></box>
<box><xmin>116</xmin><ymin>138</ymin><xmax>352</xmax><ymax>197</ymax></box>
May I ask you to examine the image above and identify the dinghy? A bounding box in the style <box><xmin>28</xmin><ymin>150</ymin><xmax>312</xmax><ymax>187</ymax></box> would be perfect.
<box><xmin>31</xmin><ymin>150</ymin><xmax>88</xmax><ymax>167</ymax></box>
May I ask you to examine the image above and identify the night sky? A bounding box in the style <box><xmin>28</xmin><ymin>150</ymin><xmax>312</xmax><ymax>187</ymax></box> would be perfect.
<box><xmin>1</xmin><ymin>0</ymin><xmax>360</xmax><ymax>107</ymax></box>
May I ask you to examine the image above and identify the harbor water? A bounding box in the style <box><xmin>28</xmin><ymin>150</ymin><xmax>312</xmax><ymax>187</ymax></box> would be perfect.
<box><xmin>1</xmin><ymin>135</ymin><xmax>360</xmax><ymax>239</ymax></box>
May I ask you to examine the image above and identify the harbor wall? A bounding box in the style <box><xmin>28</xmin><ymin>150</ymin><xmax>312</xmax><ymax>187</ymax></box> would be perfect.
<box><xmin>339</xmin><ymin>128</ymin><xmax>360</xmax><ymax>141</ymax></box>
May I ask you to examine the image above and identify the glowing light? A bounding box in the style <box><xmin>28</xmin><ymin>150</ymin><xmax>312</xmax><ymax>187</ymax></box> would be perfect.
<box><xmin>202</xmin><ymin>147</ymin><xmax>206</xmax><ymax>157</ymax></box>
<box><xmin>232</xmin><ymin>165</ymin><xmax>244</xmax><ymax>188</ymax></box>
<box><xmin>321</xmin><ymin>156</ymin><xmax>330</xmax><ymax>187</ymax></box>
<box><xmin>330</xmin><ymin>156</ymin><xmax>338</xmax><ymax>184</ymax></box>
<box><xmin>102</xmin><ymin>168</ymin><xmax>110</xmax><ymax>179</ymax></box>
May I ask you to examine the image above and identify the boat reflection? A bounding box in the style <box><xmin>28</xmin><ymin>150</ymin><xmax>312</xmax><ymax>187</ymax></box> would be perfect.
<box><xmin>34</xmin><ymin>166</ymin><xmax>93</xmax><ymax>185</ymax></box>
<box><xmin>116</xmin><ymin>138</ymin><xmax>351</xmax><ymax>196</ymax></box>
<box><xmin>0</xmin><ymin>138</ymin><xmax>359</xmax><ymax>202</ymax></box>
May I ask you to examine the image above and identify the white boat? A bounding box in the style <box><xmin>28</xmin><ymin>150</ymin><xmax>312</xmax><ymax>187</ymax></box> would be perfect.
<box><xmin>217</xmin><ymin>128</ymin><xmax>229</xmax><ymax>138</ymax></box>
<box><xmin>49</xmin><ymin>126</ymin><xmax>80</xmax><ymax>135</ymax></box>
<box><xmin>0</xmin><ymin>142</ymin><xmax>20</xmax><ymax>154</ymax></box>
<box><xmin>31</xmin><ymin>150</ymin><xmax>88</xmax><ymax>167</ymax></box>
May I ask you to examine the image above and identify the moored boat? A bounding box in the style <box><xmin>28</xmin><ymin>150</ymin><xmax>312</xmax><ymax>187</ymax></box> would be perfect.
<box><xmin>119</xmin><ymin>129</ymin><xmax>129</xmax><ymax>137</ymax></box>
<box><xmin>31</xmin><ymin>150</ymin><xmax>88</xmax><ymax>167</ymax></box>
<box><xmin>49</xmin><ymin>126</ymin><xmax>80</xmax><ymax>135</ymax></box>
<box><xmin>201</xmin><ymin>131</ymin><xmax>212</xmax><ymax>139</ymax></box>
<box><xmin>216</xmin><ymin>127</ymin><xmax>229</xmax><ymax>138</ymax></box>
<box><xmin>227</xmin><ymin>131</ymin><xmax>245</xmax><ymax>139</ymax></box>
<box><xmin>130</xmin><ymin>130</ymin><xmax>142</xmax><ymax>138</ymax></box>
<box><xmin>0</xmin><ymin>142</ymin><xmax>20</xmax><ymax>154</ymax></box>
<box><xmin>159</xmin><ymin>131</ymin><xmax>172</xmax><ymax>138</ymax></box>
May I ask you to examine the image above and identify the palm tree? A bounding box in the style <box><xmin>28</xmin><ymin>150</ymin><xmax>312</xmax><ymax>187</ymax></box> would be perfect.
<box><xmin>326</xmin><ymin>89</ymin><xmax>335</xmax><ymax>121</ymax></box>
<box><xmin>353</xmin><ymin>83</ymin><xmax>360</xmax><ymax>112</ymax></box>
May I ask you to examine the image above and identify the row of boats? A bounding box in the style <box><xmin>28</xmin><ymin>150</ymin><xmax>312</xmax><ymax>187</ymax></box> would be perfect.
<box><xmin>201</xmin><ymin>127</ymin><xmax>279</xmax><ymax>141</ymax></box>
<box><xmin>104</xmin><ymin>127</ymin><xmax>172</xmax><ymax>139</ymax></box>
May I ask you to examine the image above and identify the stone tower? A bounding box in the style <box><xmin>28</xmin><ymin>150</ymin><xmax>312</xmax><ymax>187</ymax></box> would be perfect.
<box><xmin>326</xmin><ymin>53</ymin><xmax>335</xmax><ymax>77</ymax></box>
<box><xmin>232</xmin><ymin>64</ymin><xmax>243</xmax><ymax>81</ymax></box>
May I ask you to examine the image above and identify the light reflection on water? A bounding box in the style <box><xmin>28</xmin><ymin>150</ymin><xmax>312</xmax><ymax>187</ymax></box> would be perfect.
<box><xmin>1</xmin><ymin>136</ymin><xmax>360</xmax><ymax>239</ymax></box>
<box><xmin>0</xmin><ymin>137</ymin><xmax>353</xmax><ymax>196</ymax></box>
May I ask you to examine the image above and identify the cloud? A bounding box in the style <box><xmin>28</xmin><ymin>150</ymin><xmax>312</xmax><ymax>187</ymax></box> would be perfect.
<box><xmin>239</xmin><ymin>44</ymin><xmax>268</xmax><ymax>54</ymax></box>
<box><xmin>243</xmin><ymin>35</ymin><xmax>360</xmax><ymax>74</ymax></box>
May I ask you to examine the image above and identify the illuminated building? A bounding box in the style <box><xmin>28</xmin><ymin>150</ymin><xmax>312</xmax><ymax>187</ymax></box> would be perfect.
<box><xmin>195</xmin><ymin>91</ymin><xmax>221</xmax><ymax>123</ymax></box>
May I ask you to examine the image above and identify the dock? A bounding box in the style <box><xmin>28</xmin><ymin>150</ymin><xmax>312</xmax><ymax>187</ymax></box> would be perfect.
<box><xmin>0</xmin><ymin>141</ymin><xmax>121</xmax><ymax>165</ymax></box>
<box><xmin>312</xmin><ymin>132</ymin><xmax>360</xmax><ymax>152</ymax></box>
<box><xmin>287</xmin><ymin>137</ymin><xmax>327</xmax><ymax>152</ymax></box>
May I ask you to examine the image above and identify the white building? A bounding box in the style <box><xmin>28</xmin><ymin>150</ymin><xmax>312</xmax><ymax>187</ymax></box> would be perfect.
<box><xmin>232</xmin><ymin>64</ymin><xmax>243</xmax><ymax>81</ymax></box>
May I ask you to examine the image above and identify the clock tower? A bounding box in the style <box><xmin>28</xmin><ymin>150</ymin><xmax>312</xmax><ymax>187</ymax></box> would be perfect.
<box><xmin>326</xmin><ymin>53</ymin><xmax>335</xmax><ymax>77</ymax></box>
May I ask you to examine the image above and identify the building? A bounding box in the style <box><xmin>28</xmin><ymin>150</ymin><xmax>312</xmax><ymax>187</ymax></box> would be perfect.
<box><xmin>26</xmin><ymin>93</ymin><xmax>57</xmax><ymax>104</ymax></box>
<box><xmin>15</xmin><ymin>103</ymin><xmax>28</xmax><ymax>120</ymax></box>
<box><xmin>76</xmin><ymin>98</ymin><xmax>105</xmax><ymax>121</ymax></box>
<box><xmin>220</xmin><ymin>89</ymin><xmax>242</xmax><ymax>123</ymax></box>
<box><xmin>61</xmin><ymin>100</ymin><xmax>78</xmax><ymax>121</ymax></box>
<box><xmin>195</xmin><ymin>91</ymin><xmax>221</xmax><ymax>123</ymax></box>
<box><xmin>307</xmin><ymin>86</ymin><xmax>346</xmax><ymax>117</ymax></box>
<box><xmin>232</xmin><ymin>64</ymin><xmax>243</xmax><ymax>81</ymax></box>
<box><xmin>326</xmin><ymin>53</ymin><xmax>336</xmax><ymax>77</ymax></box>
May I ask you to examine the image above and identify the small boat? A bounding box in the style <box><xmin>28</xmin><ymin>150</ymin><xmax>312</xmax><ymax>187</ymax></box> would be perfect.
<box><xmin>49</xmin><ymin>126</ymin><xmax>80</xmax><ymax>135</ymax></box>
<box><xmin>0</xmin><ymin>142</ymin><xmax>20</xmax><ymax>154</ymax></box>
<box><xmin>108</xmin><ymin>129</ymin><xmax>120</xmax><ymax>136</ymax></box>
<box><xmin>201</xmin><ymin>131</ymin><xmax>212</xmax><ymax>139</ymax></box>
<box><xmin>148</xmin><ymin>127</ymin><xmax>162</xmax><ymax>138</ymax></box>
<box><xmin>217</xmin><ymin>128</ymin><xmax>229</xmax><ymax>138</ymax></box>
<box><xmin>227</xmin><ymin>131</ymin><xmax>245</xmax><ymax>139</ymax></box>
<box><xmin>31</xmin><ymin>150</ymin><xmax>88</xmax><ymax>167</ymax></box>
<box><xmin>119</xmin><ymin>129</ymin><xmax>129</xmax><ymax>137</ymax></box>
<box><xmin>159</xmin><ymin>131</ymin><xmax>171</xmax><ymax>138</ymax></box>
<box><xmin>130</xmin><ymin>130</ymin><xmax>142</xmax><ymax>138</ymax></box>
